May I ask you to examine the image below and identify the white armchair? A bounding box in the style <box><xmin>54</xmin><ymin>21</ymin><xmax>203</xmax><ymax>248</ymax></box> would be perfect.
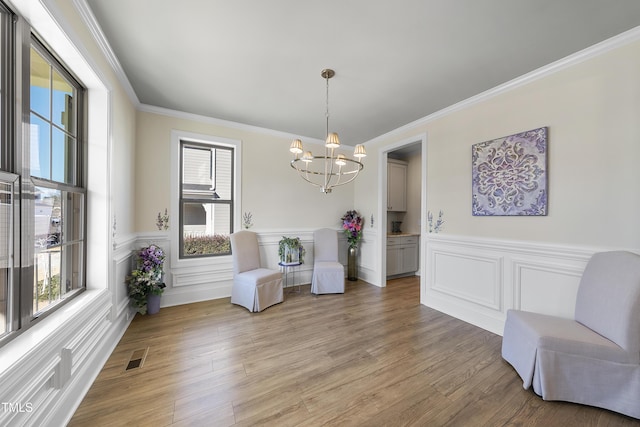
<box><xmin>230</xmin><ymin>231</ymin><xmax>283</xmax><ymax>312</ymax></box>
<box><xmin>502</xmin><ymin>251</ymin><xmax>640</xmax><ymax>419</ymax></box>
<box><xmin>311</xmin><ymin>228</ymin><xmax>344</xmax><ymax>294</ymax></box>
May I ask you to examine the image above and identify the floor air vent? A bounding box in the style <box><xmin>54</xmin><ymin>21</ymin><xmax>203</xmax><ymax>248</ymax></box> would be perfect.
<box><xmin>125</xmin><ymin>347</ymin><xmax>149</xmax><ymax>371</ymax></box>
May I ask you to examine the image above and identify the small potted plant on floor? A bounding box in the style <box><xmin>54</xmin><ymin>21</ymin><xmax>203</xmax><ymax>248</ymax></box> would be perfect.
<box><xmin>127</xmin><ymin>244</ymin><xmax>166</xmax><ymax>314</ymax></box>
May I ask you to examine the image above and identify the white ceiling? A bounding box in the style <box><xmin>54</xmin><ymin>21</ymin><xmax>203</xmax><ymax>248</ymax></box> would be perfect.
<box><xmin>85</xmin><ymin>0</ymin><xmax>640</xmax><ymax>145</ymax></box>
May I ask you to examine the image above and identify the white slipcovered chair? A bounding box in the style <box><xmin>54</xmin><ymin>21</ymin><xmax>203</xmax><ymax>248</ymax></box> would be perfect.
<box><xmin>501</xmin><ymin>251</ymin><xmax>640</xmax><ymax>419</ymax></box>
<box><xmin>230</xmin><ymin>230</ymin><xmax>283</xmax><ymax>312</ymax></box>
<box><xmin>311</xmin><ymin>228</ymin><xmax>344</xmax><ymax>294</ymax></box>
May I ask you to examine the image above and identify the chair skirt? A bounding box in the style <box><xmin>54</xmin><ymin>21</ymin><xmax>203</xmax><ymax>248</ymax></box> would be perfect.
<box><xmin>311</xmin><ymin>261</ymin><xmax>344</xmax><ymax>294</ymax></box>
<box><xmin>231</xmin><ymin>268</ymin><xmax>283</xmax><ymax>312</ymax></box>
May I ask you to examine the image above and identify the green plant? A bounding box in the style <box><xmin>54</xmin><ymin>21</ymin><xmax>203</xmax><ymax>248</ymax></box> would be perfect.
<box><xmin>278</xmin><ymin>236</ymin><xmax>305</xmax><ymax>264</ymax></box>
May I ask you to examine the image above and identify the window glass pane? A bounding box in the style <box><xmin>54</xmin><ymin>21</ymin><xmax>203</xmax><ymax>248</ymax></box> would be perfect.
<box><xmin>34</xmin><ymin>186</ymin><xmax>60</xmax><ymax>248</ymax></box>
<box><xmin>182</xmin><ymin>145</ymin><xmax>212</xmax><ymax>198</ymax></box>
<box><xmin>33</xmin><ymin>186</ymin><xmax>83</xmax><ymax>314</ymax></box>
<box><xmin>33</xmin><ymin>247</ymin><xmax>60</xmax><ymax>314</ymax></box>
<box><xmin>51</xmin><ymin>69</ymin><xmax>75</xmax><ymax>133</ymax></box>
<box><xmin>30</xmin><ymin>113</ymin><xmax>51</xmax><ymax>180</ymax></box>
<box><xmin>213</xmin><ymin>148</ymin><xmax>232</xmax><ymax>200</ymax></box>
<box><xmin>65</xmin><ymin>192</ymin><xmax>84</xmax><ymax>242</ymax></box>
<box><xmin>52</xmin><ymin>128</ymin><xmax>75</xmax><ymax>184</ymax></box>
<box><xmin>182</xmin><ymin>202</ymin><xmax>231</xmax><ymax>256</ymax></box>
<box><xmin>181</xmin><ymin>145</ymin><xmax>233</xmax><ymax>201</ymax></box>
<box><xmin>0</xmin><ymin>182</ymin><xmax>12</xmax><ymax>336</ymax></box>
<box><xmin>30</xmin><ymin>47</ymin><xmax>50</xmax><ymax>120</ymax></box>
<box><xmin>66</xmin><ymin>242</ymin><xmax>83</xmax><ymax>293</ymax></box>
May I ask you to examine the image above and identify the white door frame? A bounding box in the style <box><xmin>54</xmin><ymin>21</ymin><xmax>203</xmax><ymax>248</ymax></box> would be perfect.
<box><xmin>377</xmin><ymin>133</ymin><xmax>428</xmax><ymax>295</ymax></box>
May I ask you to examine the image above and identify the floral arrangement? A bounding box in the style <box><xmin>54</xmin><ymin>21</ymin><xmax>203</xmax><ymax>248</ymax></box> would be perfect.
<box><xmin>428</xmin><ymin>210</ymin><xmax>445</xmax><ymax>233</ymax></box>
<box><xmin>156</xmin><ymin>208</ymin><xmax>169</xmax><ymax>230</ymax></box>
<box><xmin>243</xmin><ymin>211</ymin><xmax>253</xmax><ymax>229</ymax></box>
<box><xmin>341</xmin><ymin>210</ymin><xmax>364</xmax><ymax>248</ymax></box>
<box><xmin>127</xmin><ymin>244</ymin><xmax>166</xmax><ymax>314</ymax></box>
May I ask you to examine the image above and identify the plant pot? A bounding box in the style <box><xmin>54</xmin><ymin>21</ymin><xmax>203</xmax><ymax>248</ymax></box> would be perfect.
<box><xmin>347</xmin><ymin>246</ymin><xmax>358</xmax><ymax>281</ymax></box>
<box><xmin>146</xmin><ymin>293</ymin><xmax>161</xmax><ymax>315</ymax></box>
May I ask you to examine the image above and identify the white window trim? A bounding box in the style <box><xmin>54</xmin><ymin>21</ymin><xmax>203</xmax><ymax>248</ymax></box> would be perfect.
<box><xmin>170</xmin><ymin>129</ymin><xmax>242</xmax><ymax>270</ymax></box>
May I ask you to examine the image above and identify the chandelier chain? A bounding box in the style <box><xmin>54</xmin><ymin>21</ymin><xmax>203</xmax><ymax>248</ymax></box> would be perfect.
<box><xmin>325</xmin><ymin>73</ymin><xmax>330</xmax><ymax>138</ymax></box>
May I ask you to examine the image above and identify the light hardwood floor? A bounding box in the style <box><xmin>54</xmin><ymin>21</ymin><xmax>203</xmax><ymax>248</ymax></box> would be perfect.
<box><xmin>70</xmin><ymin>277</ymin><xmax>639</xmax><ymax>426</ymax></box>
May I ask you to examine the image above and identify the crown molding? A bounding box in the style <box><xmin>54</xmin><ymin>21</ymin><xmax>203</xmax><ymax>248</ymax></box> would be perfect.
<box><xmin>73</xmin><ymin>0</ymin><xmax>139</xmax><ymax>106</ymax></box>
<box><xmin>366</xmin><ymin>25</ymin><xmax>640</xmax><ymax>146</ymax></box>
<box><xmin>138</xmin><ymin>103</ymin><xmax>328</xmax><ymax>145</ymax></box>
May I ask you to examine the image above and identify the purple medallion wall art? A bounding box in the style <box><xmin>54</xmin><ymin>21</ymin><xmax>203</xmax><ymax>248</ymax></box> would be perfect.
<box><xmin>472</xmin><ymin>127</ymin><xmax>547</xmax><ymax>216</ymax></box>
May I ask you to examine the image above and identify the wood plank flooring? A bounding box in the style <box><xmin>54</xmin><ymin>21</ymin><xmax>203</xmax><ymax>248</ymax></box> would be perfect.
<box><xmin>70</xmin><ymin>277</ymin><xmax>640</xmax><ymax>426</ymax></box>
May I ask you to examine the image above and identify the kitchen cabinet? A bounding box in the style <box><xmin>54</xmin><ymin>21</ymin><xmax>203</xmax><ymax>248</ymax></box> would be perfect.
<box><xmin>386</xmin><ymin>235</ymin><xmax>419</xmax><ymax>277</ymax></box>
<box><xmin>387</xmin><ymin>159</ymin><xmax>407</xmax><ymax>212</ymax></box>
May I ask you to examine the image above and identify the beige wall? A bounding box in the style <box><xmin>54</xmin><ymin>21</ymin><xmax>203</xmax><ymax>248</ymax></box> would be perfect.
<box><xmin>135</xmin><ymin>110</ymin><xmax>357</xmax><ymax>232</ymax></box>
<box><xmin>357</xmin><ymin>39</ymin><xmax>640</xmax><ymax>251</ymax></box>
<box><xmin>53</xmin><ymin>0</ymin><xmax>138</xmax><ymax>239</ymax></box>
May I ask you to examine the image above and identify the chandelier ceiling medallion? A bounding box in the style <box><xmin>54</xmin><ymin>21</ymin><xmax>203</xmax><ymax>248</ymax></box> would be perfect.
<box><xmin>289</xmin><ymin>68</ymin><xmax>366</xmax><ymax>193</ymax></box>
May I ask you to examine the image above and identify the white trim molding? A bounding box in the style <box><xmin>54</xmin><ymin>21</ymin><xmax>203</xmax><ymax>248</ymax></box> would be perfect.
<box><xmin>424</xmin><ymin>234</ymin><xmax>614</xmax><ymax>335</ymax></box>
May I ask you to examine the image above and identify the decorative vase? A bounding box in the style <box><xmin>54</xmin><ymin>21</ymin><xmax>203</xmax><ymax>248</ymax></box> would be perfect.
<box><xmin>347</xmin><ymin>246</ymin><xmax>358</xmax><ymax>281</ymax></box>
<box><xmin>146</xmin><ymin>293</ymin><xmax>161</xmax><ymax>315</ymax></box>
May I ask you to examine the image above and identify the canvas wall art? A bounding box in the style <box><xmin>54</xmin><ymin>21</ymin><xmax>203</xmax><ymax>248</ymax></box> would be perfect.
<box><xmin>472</xmin><ymin>127</ymin><xmax>547</xmax><ymax>216</ymax></box>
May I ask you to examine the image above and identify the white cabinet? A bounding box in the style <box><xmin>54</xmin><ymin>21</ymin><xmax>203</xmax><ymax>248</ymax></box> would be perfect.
<box><xmin>386</xmin><ymin>235</ymin><xmax>419</xmax><ymax>277</ymax></box>
<box><xmin>387</xmin><ymin>244</ymin><xmax>402</xmax><ymax>277</ymax></box>
<box><xmin>387</xmin><ymin>159</ymin><xmax>407</xmax><ymax>212</ymax></box>
<box><xmin>401</xmin><ymin>241</ymin><xmax>418</xmax><ymax>273</ymax></box>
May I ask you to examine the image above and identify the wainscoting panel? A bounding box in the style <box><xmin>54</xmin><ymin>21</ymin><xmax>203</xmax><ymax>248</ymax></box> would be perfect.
<box><xmin>431</xmin><ymin>250</ymin><xmax>502</xmax><ymax>310</ymax></box>
<box><xmin>513</xmin><ymin>259</ymin><xmax>583</xmax><ymax>319</ymax></box>
<box><xmin>425</xmin><ymin>234</ymin><xmax>603</xmax><ymax>335</ymax></box>
<box><xmin>112</xmin><ymin>245</ymin><xmax>134</xmax><ymax>319</ymax></box>
<box><xmin>162</xmin><ymin>229</ymin><xmax>350</xmax><ymax>307</ymax></box>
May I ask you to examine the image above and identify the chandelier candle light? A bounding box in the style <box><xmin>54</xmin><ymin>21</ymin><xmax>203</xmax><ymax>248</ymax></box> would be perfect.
<box><xmin>289</xmin><ymin>69</ymin><xmax>366</xmax><ymax>193</ymax></box>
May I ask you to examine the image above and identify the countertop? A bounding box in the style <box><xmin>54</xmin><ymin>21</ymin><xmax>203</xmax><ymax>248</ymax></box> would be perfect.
<box><xmin>387</xmin><ymin>233</ymin><xmax>420</xmax><ymax>237</ymax></box>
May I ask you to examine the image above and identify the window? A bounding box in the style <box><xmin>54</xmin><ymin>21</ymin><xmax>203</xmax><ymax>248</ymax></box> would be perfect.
<box><xmin>0</xmin><ymin>4</ymin><xmax>86</xmax><ymax>345</ymax></box>
<box><xmin>30</xmin><ymin>39</ymin><xmax>85</xmax><ymax>315</ymax></box>
<box><xmin>179</xmin><ymin>139</ymin><xmax>233</xmax><ymax>258</ymax></box>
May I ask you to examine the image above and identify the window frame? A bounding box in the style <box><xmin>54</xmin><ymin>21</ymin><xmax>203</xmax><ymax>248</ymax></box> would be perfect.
<box><xmin>0</xmin><ymin>8</ymin><xmax>87</xmax><ymax>346</ymax></box>
<box><xmin>27</xmin><ymin>35</ymin><xmax>86</xmax><ymax>320</ymax></box>
<box><xmin>170</xmin><ymin>129</ymin><xmax>241</xmax><ymax>268</ymax></box>
<box><xmin>179</xmin><ymin>139</ymin><xmax>234</xmax><ymax>259</ymax></box>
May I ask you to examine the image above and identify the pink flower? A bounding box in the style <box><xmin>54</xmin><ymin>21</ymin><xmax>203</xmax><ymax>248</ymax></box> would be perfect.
<box><xmin>341</xmin><ymin>210</ymin><xmax>364</xmax><ymax>249</ymax></box>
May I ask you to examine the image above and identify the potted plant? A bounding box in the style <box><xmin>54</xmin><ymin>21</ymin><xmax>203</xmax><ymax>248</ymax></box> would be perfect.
<box><xmin>278</xmin><ymin>236</ymin><xmax>305</xmax><ymax>265</ymax></box>
<box><xmin>127</xmin><ymin>244</ymin><xmax>166</xmax><ymax>314</ymax></box>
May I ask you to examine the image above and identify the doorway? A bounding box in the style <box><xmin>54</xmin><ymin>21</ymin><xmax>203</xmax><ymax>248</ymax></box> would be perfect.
<box><xmin>378</xmin><ymin>134</ymin><xmax>427</xmax><ymax>300</ymax></box>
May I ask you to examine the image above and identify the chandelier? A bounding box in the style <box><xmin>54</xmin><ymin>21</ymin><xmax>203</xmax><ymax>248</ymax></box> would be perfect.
<box><xmin>289</xmin><ymin>68</ymin><xmax>366</xmax><ymax>193</ymax></box>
